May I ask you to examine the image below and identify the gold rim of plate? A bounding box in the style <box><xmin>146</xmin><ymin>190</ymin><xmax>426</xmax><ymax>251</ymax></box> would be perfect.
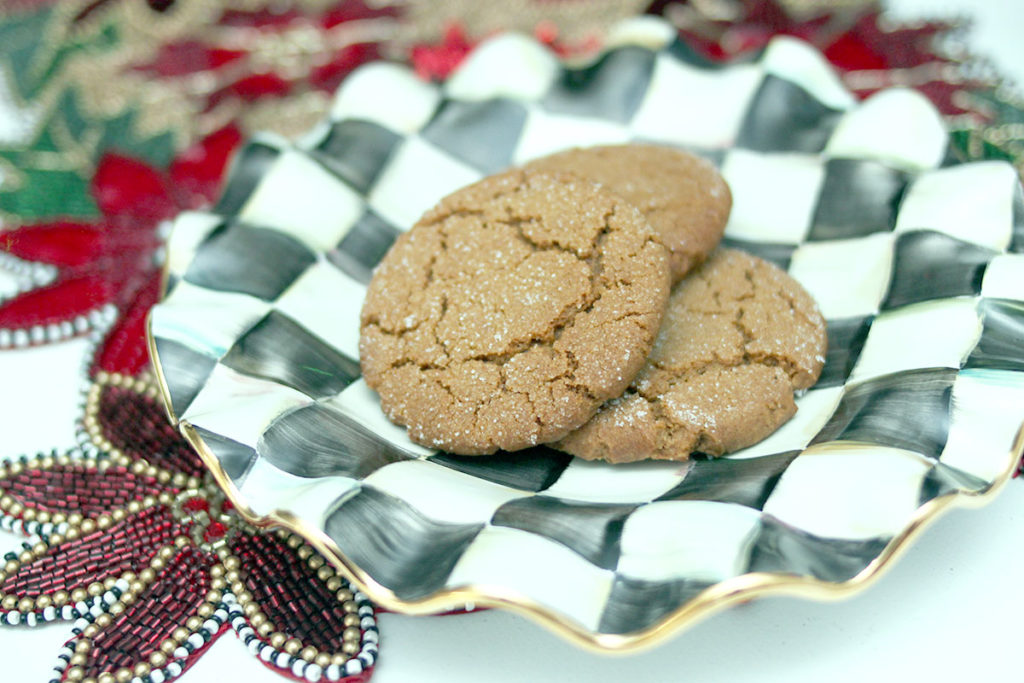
<box><xmin>145</xmin><ymin>313</ymin><xmax>1024</xmax><ymax>654</ymax></box>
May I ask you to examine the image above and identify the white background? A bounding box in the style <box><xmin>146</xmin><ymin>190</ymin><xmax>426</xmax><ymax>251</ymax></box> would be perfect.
<box><xmin>2</xmin><ymin>1</ymin><xmax>1023</xmax><ymax>681</ymax></box>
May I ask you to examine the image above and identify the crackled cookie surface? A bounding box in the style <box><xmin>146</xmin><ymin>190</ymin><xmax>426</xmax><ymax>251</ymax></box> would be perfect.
<box><xmin>359</xmin><ymin>169</ymin><xmax>671</xmax><ymax>455</ymax></box>
<box><xmin>524</xmin><ymin>144</ymin><xmax>732</xmax><ymax>282</ymax></box>
<box><xmin>555</xmin><ymin>248</ymin><xmax>827</xmax><ymax>463</ymax></box>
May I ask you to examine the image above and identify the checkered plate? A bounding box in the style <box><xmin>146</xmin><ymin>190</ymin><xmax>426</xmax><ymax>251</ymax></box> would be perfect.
<box><xmin>148</xmin><ymin>17</ymin><xmax>1024</xmax><ymax>651</ymax></box>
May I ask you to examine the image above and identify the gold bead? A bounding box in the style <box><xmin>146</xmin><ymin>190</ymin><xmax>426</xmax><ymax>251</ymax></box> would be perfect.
<box><xmin>115</xmin><ymin>668</ymin><xmax>133</xmax><ymax>683</ymax></box>
<box><xmin>129</xmin><ymin>581</ymin><xmax>144</xmax><ymax>594</ymax></box>
<box><xmin>343</xmin><ymin>614</ymin><xmax>360</xmax><ymax>628</ymax></box>
<box><xmin>3</xmin><ymin>560</ymin><xmax>18</xmax><ymax>574</ymax></box>
<box><xmin>331</xmin><ymin>653</ymin><xmax>349</xmax><ymax>666</ymax></box>
<box><xmin>297</xmin><ymin>546</ymin><xmax>313</xmax><ymax>560</ymax></box>
<box><xmin>120</xmin><ymin>592</ymin><xmax>135</xmax><ymax>606</ymax></box>
<box><xmin>79</xmin><ymin>519</ymin><xmax>96</xmax><ymax>534</ymax></box>
<box><xmin>185</xmin><ymin>616</ymin><xmax>202</xmax><ymax>631</ymax></box>
<box><xmin>87</xmin><ymin>582</ymin><xmax>104</xmax><ymax>597</ymax></box>
<box><xmin>67</xmin><ymin>513</ymin><xmax>83</xmax><ymax>526</ymax></box>
<box><xmin>242</xmin><ymin>603</ymin><xmax>259</xmax><ymax>617</ymax></box>
<box><xmin>149</xmin><ymin>651</ymin><xmax>166</xmax><ymax>667</ymax></box>
<box><xmin>158</xmin><ymin>546</ymin><xmax>175</xmax><ymax>560</ymax></box>
<box><xmin>70</xmin><ymin>653</ymin><xmax>88</xmax><ymax>667</ymax></box>
<box><xmin>139</xmin><ymin>569</ymin><xmax>156</xmax><ymax>583</ymax></box>
<box><xmin>18</xmin><ymin>551</ymin><xmax>32</xmax><ymax>563</ymax></box>
<box><xmin>111</xmin><ymin>509</ymin><xmax>126</xmax><ymax>522</ymax></box>
<box><xmin>286</xmin><ymin>536</ymin><xmax>302</xmax><ymax>549</ymax></box>
<box><xmin>32</xmin><ymin>541</ymin><xmax>46</xmax><ymax>554</ymax></box>
<box><xmin>223</xmin><ymin>557</ymin><xmax>240</xmax><ymax>571</ymax></box>
<box><xmin>133</xmin><ymin>662</ymin><xmax>150</xmax><ymax>677</ymax></box>
<box><xmin>231</xmin><ymin>582</ymin><xmax>246</xmax><ymax>596</ymax></box>
<box><xmin>21</xmin><ymin>507</ymin><xmax>36</xmax><ymax>520</ymax></box>
<box><xmin>308</xmin><ymin>555</ymin><xmax>324</xmax><ymax>570</ymax></box>
<box><xmin>315</xmin><ymin>653</ymin><xmax>331</xmax><ymax>668</ymax></box>
<box><xmin>95</xmin><ymin>515</ymin><xmax>112</xmax><ymax>530</ymax></box>
<box><xmin>326</xmin><ymin>577</ymin><xmax>342</xmax><ymax>592</ymax></box>
<box><xmin>343</xmin><ymin>627</ymin><xmax>361</xmax><ymax>642</ymax></box>
<box><xmin>269</xmin><ymin>632</ymin><xmax>287</xmax><ymax>648</ymax></box>
<box><xmin>172</xmin><ymin>627</ymin><xmax>189</xmax><ymax>643</ymax></box>
<box><xmin>160</xmin><ymin>639</ymin><xmax>177</xmax><ymax>655</ymax></box>
<box><xmin>342</xmin><ymin>600</ymin><xmax>358</xmax><ymax>613</ymax></box>
<box><xmin>103</xmin><ymin>577</ymin><xmax>117</xmax><ymax>591</ymax></box>
<box><xmin>64</xmin><ymin>528</ymin><xmax>80</xmax><ymax>541</ymax></box>
<box><xmin>83</xmin><ymin>624</ymin><xmax>99</xmax><ymax>638</ymax></box>
<box><xmin>225</xmin><ymin>570</ymin><xmax>240</xmax><ymax>583</ymax></box>
<box><xmin>284</xmin><ymin>639</ymin><xmax>302</xmax><ymax>655</ymax></box>
<box><xmin>342</xmin><ymin>641</ymin><xmax>360</xmax><ymax>655</ymax></box>
<box><xmin>71</xmin><ymin>588</ymin><xmax>88</xmax><ymax>603</ymax></box>
<box><xmin>206</xmin><ymin>590</ymin><xmax>220</xmax><ymax>603</ymax></box>
<box><xmin>150</xmin><ymin>558</ymin><xmax>165</xmax><ymax>571</ymax></box>
<box><xmin>53</xmin><ymin>590</ymin><xmax>69</xmax><ymax>606</ymax></box>
<box><xmin>316</xmin><ymin>566</ymin><xmax>334</xmax><ymax>581</ymax></box>
<box><xmin>300</xmin><ymin>645</ymin><xmax>318</xmax><ymax>662</ymax></box>
<box><xmin>210</xmin><ymin>578</ymin><xmax>226</xmax><ymax>591</ymax></box>
<box><xmin>336</xmin><ymin>589</ymin><xmax>353</xmax><ymax>603</ymax></box>
<box><xmin>97</xmin><ymin>673</ymin><xmax>115</xmax><ymax>683</ymax></box>
<box><xmin>197</xmin><ymin>603</ymin><xmax>214</xmax><ymax>618</ymax></box>
<box><xmin>126</xmin><ymin>501</ymin><xmax>141</xmax><ymax>514</ymax></box>
<box><xmin>109</xmin><ymin>603</ymin><xmax>124</xmax><ymax>616</ymax></box>
<box><xmin>36</xmin><ymin>509</ymin><xmax>51</xmax><ymax>523</ymax></box>
<box><xmin>256</xmin><ymin>621</ymin><xmax>273</xmax><ymax>637</ymax></box>
<box><xmin>49</xmin><ymin>533</ymin><xmax>64</xmax><ymax>546</ymax></box>
<box><xmin>75</xmin><ymin>640</ymin><xmax>92</xmax><ymax>654</ymax></box>
<box><xmin>209</xmin><ymin>565</ymin><xmax>224</xmax><ymax>578</ymax></box>
<box><xmin>95</xmin><ymin>613</ymin><xmax>112</xmax><ymax>628</ymax></box>
<box><xmin>249</xmin><ymin>612</ymin><xmax>265</xmax><ymax>628</ymax></box>
<box><xmin>66</xmin><ymin>667</ymin><xmax>84</xmax><ymax>681</ymax></box>
<box><xmin>17</xmin><ymin>597</ymin><xmax>33</xmax><ymax>612</ymax></box>
<box><xmin>36</xmin><ymin>594</ymin><xmax>52</xmax><ymax>609</ymax></box>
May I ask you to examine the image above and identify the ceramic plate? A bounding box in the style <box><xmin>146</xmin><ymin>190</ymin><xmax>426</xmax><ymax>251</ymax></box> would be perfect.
<box><xmin>148</xmin><ymin>17</ymin><xmax>1024</xmax><ymax>652</ymax></box>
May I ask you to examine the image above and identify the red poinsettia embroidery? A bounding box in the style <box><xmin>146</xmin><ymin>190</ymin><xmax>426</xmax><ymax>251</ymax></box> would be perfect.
<box><xmin>0</xmin><ymin>127</ymin><xmax>240</xmax><ymax>357</ymax></box>
<box><xmin>0</xmin><ymin>371</ymin><xmax>378</xmax><ymax>683</ymax></box>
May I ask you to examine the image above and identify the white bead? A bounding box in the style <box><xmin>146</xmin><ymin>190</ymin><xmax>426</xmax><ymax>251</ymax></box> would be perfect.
<box><xmin>344</xmin><ymin>659</ymin><xmax>363</xmax><ymax>676</ymax></box>
<box><xmin>115</xmin><ymin>579</ymin><xmax>130</xmax><ymax>592</ymax></box>
<box><xmin>6</xmin><ymin>611</ymin><xmax>20</xmax><ymax>625</ymax></box>
<box><xmin>291</xmin><ymin>659</ymin><xmax>306</xmax><ymax>678</ymax></box>
<box><xmin>74</xmin><ymin>316</ymin><xmax>88</xmax><ymax>332</ymax></box>
<box><xmin>12</xmin><ymin>329</ymin><xmax>29</xmax><ymax>346</ymax></box>
<box><xmin>0</xmin><ymin>329</ymin><xmax>11</xmax><ymax>346</ymax></box>
<box><xmin>259</xmin><ymin>645</ymin><xmax>274</xmax><ymax>662</ymax></box>
<box><xmin>362</xmin><ymin>629</ymin><xmax>378</xmax><ymax>643</ymax></box>
<box><xmin>246</xmin><ymin>638</ymin><xmax>261</xmax><ymax>655</ymax></box>
<box><xmin>30</xmin><ymin>326</ymin><xmax>45</xmax><ymax>343</ymax></box>
<box><xmin>305</xmin><ymin>664</ymin><xmax>323</xmax><ymax>682</ymax></box>
<box><xmin>360</xmin><ymin>616</ymin><xmax>375</xmax><ymax>629</ymax></box>
<box><xmin>275</xmin><ymin>652</ymin><xmax>291</xmax><ymax>669</ymax></box>
<box><xmin>150</xmin><ymin>669</ymin><xmax>165</xmax><ymax>683</ymax></box>
<box><xmin>187</xmin><ymin>633</ymin><xmax>205</xmax><ymax>649</ymax></box>
<box><xmin>26</xmin><ymin>612</ymin><xmax>38</xmax><ymax>627</ymax></box>
<box><xmin>103</xmin><ymin>592</ymin><xmax>117</xmax><ymax>605</ymax></box>
<box><xmin>203</xmin><ymin>619</ymin><xmax>218</xmax><ymax>633</ymax></box>
<box><xmin>174</xmin><ymin>647</ymin><xmax>189</xmax><ymax>659</ymax></box>
<box><xmin>167</xmin><ymin>663</ymin><xmax>182</xmax><ymax>676</ymax></box>
<box><xmin>325</xmin><ymin>664</ymin><xmax>341</xmax><ymax>682</ymax></box>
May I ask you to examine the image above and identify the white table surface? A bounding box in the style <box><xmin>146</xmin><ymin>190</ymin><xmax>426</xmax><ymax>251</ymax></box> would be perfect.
<box><xmin>2</xmin><ymin>1</ymin><xmax>1022</xmax><ymax>681</ymax></box>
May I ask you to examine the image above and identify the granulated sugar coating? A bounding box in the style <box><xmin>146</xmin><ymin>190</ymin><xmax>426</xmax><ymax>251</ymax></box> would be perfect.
<box><xmin>555</xmin><ymin>248</ymin><xmax>827</xmax><ymax>463</ymax></box>
<box><xmin>359</xmin><ymin>169</ymin><xmax>672</xmax><ymax>455</ymax></box>
<box><xmin>524</xmin><ymin>144</ymin><xmax>731</xmax><ymax>283</ymax></box>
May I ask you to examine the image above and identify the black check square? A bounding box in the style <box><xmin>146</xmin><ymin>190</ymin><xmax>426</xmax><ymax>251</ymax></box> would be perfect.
<box><xmin>421</xmin><ymin>98</ymin><xmax>528</xmax><ymax>173</ymax></box>
<box><xmin>543</xmin><ymin>46</ymin><xmax>656</xmax><ymax>123</ymax></box>
<box><xmin>655</xmin><ymin>451</ymin><xmax>800</xmax><ymax>509</ymax></box>
<box><xmin>214</xmin><ymin>141</ymin><xmax>283</xmax><ymax>215</ymax></box>
<box><xmin>183</xmin><ymin>221</ymin><xmax>316</xmax><ymax>301</ymax></box>
<box><xmin>152</xmin><ymin>337</ymin><xmax>218</xmax><ymax>418</ymax></box>
<box><xmin>220</xmin><ymin>310</ymin><xmax>360</xmax><ymax>399</ymax></box>
<box><xmin>491</xmin><ymin>497</ymin><xmax>638</xmax><ymax>570</ymax></box>
<box><xmin>736</xmin><ymin>75</ymin><xmax>843</xmax><ymax>153</ymax></box>
<box><xmin>817</xmin><ymin>316</ymin><xmax>873</xmax><ymax>388</ymax></box>
<box><xmin>880</xmin><ymin>230</ymin><xmax>995</xmax><ymax>311</ymax></box>
<box><xmin>748</xmin><ymin>516</ymin><xmax>888</xmax><ymax>582</ymax></box>
<box><xmin>324</xmin><ymin>487</ymin><xmax>483</xmax><ymax>600</ymax></box>
<box><xmin>720</xmin><ymin>237</ymin><xmax>796</xmax><ymax>270</ymax></box>
<box><xmin>258</xmin><ymin>403</ymin><xmax>413</xmax><ymax>479</ymax></box>
<box><xmin>965</xmin><ymin>299</ymin><xmax>1024</xmax><ymax>372</ymax></box>
<box><xmin>598</xmin><ymin>576</ymin><xmax>714</xmax><ymax>635</ymax></box>
<box><xmin>811</xmin><ymin>367</ymin><xmax>956</xmax><ymax>459</ymax></box>
<box><xmin>311</xmin><ymin>119</ymin><xmax>401</xmax><ymax>194</ymax></box>
<box><xmin>807</xmin><ymin>158</ymin><xmax>910</xmax><ymax>241</ymax></box>
<box><xmin>327</xmin><ymin>210</ymin><xmax>402</xmax><ymax>284</ymax></box>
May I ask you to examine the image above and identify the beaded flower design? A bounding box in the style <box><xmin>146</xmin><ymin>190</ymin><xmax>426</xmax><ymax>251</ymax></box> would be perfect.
<box><xmin>0</xmin><ymin>368</ymin><xmax>379</xmax><ymax>683</ymax></box>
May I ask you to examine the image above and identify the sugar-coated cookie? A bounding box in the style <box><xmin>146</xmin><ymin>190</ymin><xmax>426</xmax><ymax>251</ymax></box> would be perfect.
<box><xmin>524</xmin><ymin>144</ymin><xmax>731</xmax><ymax>282</ymax></box>
<box><xmin>555</xmin><ymin>249</ymin><xmax>827</xmax><ymax>463</ymax></box>
<box><xmin>359</xmin><ymin>169</ymin><xmax>672</xmax><ymax>455</ymax></box>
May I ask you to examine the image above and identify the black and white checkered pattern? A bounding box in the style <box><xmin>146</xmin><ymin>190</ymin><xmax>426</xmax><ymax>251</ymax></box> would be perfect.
<box><xmin>150</xmin><ymin>18</ymin><xmax>1024</xmax><ymax>641</ymax></box>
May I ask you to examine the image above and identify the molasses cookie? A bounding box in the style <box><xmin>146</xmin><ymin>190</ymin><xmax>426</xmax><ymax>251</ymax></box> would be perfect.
<box><xmin>555</xmin><ymin>248</ymin><xmax>827</xmax><ymax>463</ymax></box>
<box><xmin>523</xmin><ymin>144</ymin><xmax>731</xmax><ymax>282</ymax></box>
<box><xmin>359</xmin><ymin>169</ymin><xmax>672</xmax><ymax>455</ymax></box>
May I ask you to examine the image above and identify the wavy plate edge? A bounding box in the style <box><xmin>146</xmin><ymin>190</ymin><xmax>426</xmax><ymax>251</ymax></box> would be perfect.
<box><xmin>145</xmin><ymin>313</ymin><xmax>1024</xmax><ymax>654</ymax></box>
